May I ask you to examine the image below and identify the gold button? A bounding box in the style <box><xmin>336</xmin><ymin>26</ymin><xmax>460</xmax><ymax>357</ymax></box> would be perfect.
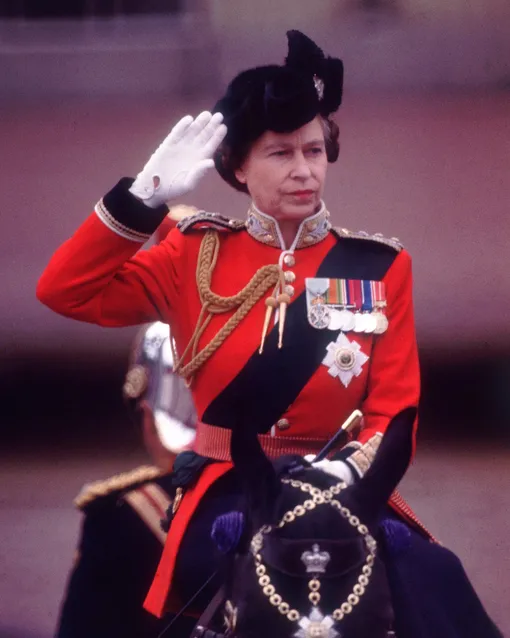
<box><xmin>284</xmin><ymin>285</ymin><xmax>295</xmax><ymax>297</ymax></box>
<box><xmin>284</xmin><ymin>271</ymin><xmax>296</xmax><ymax>283</ymax></box>
<box><xmin>283</xmin><ymin>254</ymin><xmax>295</xmax><ymax>267</ymax></box>
<box><xmin>276</xmin><ymin>418</ymin><xmax>290</xmax><ymax>431</ymax></box>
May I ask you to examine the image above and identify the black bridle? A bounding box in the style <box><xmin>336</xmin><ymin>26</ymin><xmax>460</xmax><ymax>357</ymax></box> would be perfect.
<box><xmin>191</xmin><ymin>587</ymin><xmax>227</xmax><ymax>638</ymax></box>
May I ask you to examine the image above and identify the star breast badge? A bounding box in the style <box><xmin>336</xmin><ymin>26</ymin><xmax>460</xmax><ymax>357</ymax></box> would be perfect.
<box><xmin>295</xmin><ymin>607</ymin><xmax>339</xmax><ymax>638</ymax></box>
<box><xmin>322</xmin><ymin>333</ymin><xmax>369</xmax><ymax>388</ymax></box>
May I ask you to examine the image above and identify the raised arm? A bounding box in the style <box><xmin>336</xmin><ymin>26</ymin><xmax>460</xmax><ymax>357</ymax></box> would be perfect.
<box><xmin>37</xmin><ymin>112</ymin><xmax>227</xmax><ymax>327</ymax></box>
<box><xmin>37</xmin><ymin>182</ymin><xmax>183</xmax><ymax>326</ymax></box>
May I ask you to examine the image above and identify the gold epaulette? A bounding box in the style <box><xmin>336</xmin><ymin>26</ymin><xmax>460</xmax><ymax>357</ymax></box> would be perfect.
<box><xmin>333</xmin><ymin>227</ymin><xmax>403</xmax><ymax>252</ymax></box>
<box><xmin>73</xmin><ymin>465</ymin><xmax>164</xmax><ymax>510</ymax></box>
<box><xmin>167</xmin><ymin>204</ymin><xmax>199</xmax><ymax>222</ymax></box>
<box><xmin>177</xmin><ymin>211</ymin><xmax>246</xmax><ymax>234</ymax></box>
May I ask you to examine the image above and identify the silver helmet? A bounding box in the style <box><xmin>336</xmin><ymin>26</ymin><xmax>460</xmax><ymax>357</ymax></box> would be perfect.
<box><xmin>123</xmin><ymin>322</ymin><xmax>196</xmax><ymax>454</ymax></box>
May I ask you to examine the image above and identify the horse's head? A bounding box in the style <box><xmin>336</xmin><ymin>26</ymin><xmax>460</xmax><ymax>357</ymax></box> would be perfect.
<box><xmin>219</xmin><ymin>407</ymin><xmax>416</xmax><ymax>638</ymax></box>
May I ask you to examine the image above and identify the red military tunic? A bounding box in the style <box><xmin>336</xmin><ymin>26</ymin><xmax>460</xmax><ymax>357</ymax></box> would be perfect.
<box><xmin>37</xmin><ymin>179</ymin><xmax>422</xmax><ymax>616</ymax></box>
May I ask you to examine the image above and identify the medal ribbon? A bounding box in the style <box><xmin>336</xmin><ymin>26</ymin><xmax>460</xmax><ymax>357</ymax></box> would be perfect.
<box><xmin>326</xmin><ymin>279</ymin><xmax>352</xmax><ymax>307</ymax></box>
<box><xmin>343</xmin><ymin>279</ymin><xmax>350</xmax><ymax>307</ymax></box>
<box><xmin>371</xmin><ymin>280</ymin><xmax>387</xmax><ymax>309</ymax></box>
<box><xmin>326</xmin><ymin>279</ymin><xmax>340</xmax><ymax>305</ymax></box>
<box><xmin>323</xmin><ymin>279</ymin><xmax>386</xmax><ymax>311</ymax></box>
<box><xmin>361</xmin><ymin>280</ymin><xmax>373</xmax><ymax>312</ymax></box>
<box><xmin>348</xmin><ymin>279</ymin><xmax>363</xmax><ymax>311</ymax></box>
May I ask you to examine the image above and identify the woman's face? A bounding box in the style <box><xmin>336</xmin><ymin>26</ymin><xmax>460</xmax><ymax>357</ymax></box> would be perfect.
<box><xmin>235</xmin><ymin>117</ymin><xmax>328</xmax><ymax>222</ymax></box>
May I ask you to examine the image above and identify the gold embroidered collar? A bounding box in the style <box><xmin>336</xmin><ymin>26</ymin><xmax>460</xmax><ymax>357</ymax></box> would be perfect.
<box><xmin>246</xmin><ymin>202</ymin><xmax>331</xmax><ymax>250</ymax></box>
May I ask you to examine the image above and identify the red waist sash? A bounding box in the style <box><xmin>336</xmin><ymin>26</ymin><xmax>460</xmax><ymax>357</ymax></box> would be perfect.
<box><xmin>194</xmin><ymin>421</ymin><xmax>331</xmax><ymax>461</ymax></box>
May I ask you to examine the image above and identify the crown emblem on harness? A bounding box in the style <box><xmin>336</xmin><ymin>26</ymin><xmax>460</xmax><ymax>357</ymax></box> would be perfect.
<box><xmin>301</xmin><ymin>544</ymin><xmax>331</xmax><ymax>574</ymax></box>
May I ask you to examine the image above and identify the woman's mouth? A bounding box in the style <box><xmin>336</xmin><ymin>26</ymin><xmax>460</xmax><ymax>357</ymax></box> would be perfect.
<box><xmin>289</xmin><ymin>190</ymin><xmax>315</xmax><ymax>198</ymax></box>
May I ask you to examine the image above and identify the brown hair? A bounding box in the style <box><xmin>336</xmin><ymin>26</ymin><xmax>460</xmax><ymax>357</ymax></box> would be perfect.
<box><xmin>214</xmin><ymin>116</ymin><xmax>340</xmax><ymax>194</ymax></box>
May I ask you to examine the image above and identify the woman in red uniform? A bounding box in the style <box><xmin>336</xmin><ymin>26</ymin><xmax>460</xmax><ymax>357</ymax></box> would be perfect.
<box><xmin>37</xmin><ymin>31</ymin><xmax>422</xmax><ymax>624</ymax></box>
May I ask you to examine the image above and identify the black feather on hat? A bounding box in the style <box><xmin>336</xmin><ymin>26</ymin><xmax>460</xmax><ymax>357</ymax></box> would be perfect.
<box><xmin>213</xmin><ymin>30</ymin><xmax>344</xmax><ymax>192</ymax></box>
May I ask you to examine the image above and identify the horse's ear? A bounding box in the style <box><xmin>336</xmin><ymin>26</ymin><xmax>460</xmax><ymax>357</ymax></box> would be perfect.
<box><xmin>230</xmin><ymin>404</ymin><xmax>281</xmax><ymax>528</ymax></box>
<box><xmin>352</xmin><ymin>407</ymin><xmax>417</xmax><ymax>520</ymax></box>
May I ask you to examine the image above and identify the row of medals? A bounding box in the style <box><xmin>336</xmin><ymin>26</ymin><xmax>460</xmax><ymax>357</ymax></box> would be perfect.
<box><xmin>308</xmin><ymin>303</ymin><xmax>389</xmax><ymax>334</ymax></box>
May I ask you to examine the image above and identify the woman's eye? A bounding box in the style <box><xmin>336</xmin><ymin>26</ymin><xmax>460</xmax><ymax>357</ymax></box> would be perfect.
<box><xmin>308</xmin><ymin>147</ymin><xmax>323</xmax><ymax>155</ymax></box>
<box><xmin>271</xmin><ymin>150</ymin><xmax>289</xmax><ymax>157</ymax></box>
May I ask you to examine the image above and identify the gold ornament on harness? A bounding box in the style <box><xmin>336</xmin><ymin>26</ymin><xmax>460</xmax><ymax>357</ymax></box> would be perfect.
<box><xmin>247</xmin><ymin>477</ymin><xmax>377</xmax><ymax>637</ymax></box>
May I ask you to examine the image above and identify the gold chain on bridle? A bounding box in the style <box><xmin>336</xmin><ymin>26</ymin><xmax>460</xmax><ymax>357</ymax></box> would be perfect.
<box><xmin>246</xmin><ymin>478</ymin><xmax>377</xmax><ymax>626</ymax></box>
<box><xmin>171</xmin><ymin>230</ymin><xmax>288</xmax><ymax>385</ymax></box>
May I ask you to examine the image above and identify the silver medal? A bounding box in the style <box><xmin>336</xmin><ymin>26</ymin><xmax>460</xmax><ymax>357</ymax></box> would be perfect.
<box><xmin>338</xmin><ymin>309</ymin><xmax>356</xmax><ymax>332</ymax></box>
<box><xmin>327</xmin><ymin>308</ymin><xmax>344</xmax><ymax>331</ymax></box>
<box><xmin>373</xmin><ymin>312</ymin><xmax>389</xmax><ymax>335</ymax></box>
<box><xmin>308</xmin><ymin>304</ymin><xmax>331</xmax><ymax>330</ymax></box>
<box><xmin>363</xmin><ymin>313</ymin><xmax>378</xmax><ymax>334</ymax></box>
<box><xmin>353</xmin><ymin>312</ymin><xmax>366</xmax><ymax>333</ymax></box>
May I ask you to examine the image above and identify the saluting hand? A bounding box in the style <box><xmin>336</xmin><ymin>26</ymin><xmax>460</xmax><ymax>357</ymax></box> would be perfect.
<box><xmin>129</xmin><ymin>111</ymin><xmax>227</xmax><ymax>208</ymax></box>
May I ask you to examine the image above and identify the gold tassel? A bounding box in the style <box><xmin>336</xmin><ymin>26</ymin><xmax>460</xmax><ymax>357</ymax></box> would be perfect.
<box><xmin>259</xmin><ymin>296</ymin><xmax>277</xmax><ymax>354</ymax></box>
<box><xmin>276</xmin><ymin>293</ymin><xmax>291</xmax><ymax>349</ymax></box>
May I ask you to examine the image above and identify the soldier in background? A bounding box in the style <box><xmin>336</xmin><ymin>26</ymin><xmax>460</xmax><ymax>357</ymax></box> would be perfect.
<box><xmin>55</xmin><ymin>320</ymin><xmax>197</xmax><ymax>638</ymax></box>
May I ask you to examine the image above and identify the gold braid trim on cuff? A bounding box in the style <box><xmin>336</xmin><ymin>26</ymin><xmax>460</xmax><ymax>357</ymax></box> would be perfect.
<box><xmin>73</xmin><ymin>465</ymin><xmax>164</xmax><ymax>509</ymax></box>
<box><xmin>172</xmin><ymin>230</ymin><xmax>286</xmax><ymax>385</ymax></box>
<box><xmin>343</xmin><ymin>441</ymin><xmax>363</xmax><ymax>452</ymax></box>
<box><xmin>346</xmin><ymin>433</ymin><xmax>383</xmax><ymax>478</ymax></box>
<box><xmin>95</xmin><ymin>200</ymin><xmax>151</xmax><ymax>243</ymax></box>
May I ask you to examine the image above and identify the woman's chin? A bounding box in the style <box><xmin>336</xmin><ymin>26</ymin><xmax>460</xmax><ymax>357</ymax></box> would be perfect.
<box><xmin>278</xmin><ymin>203</ymin><xmax>318</xmax><ymax>220</ymax></box>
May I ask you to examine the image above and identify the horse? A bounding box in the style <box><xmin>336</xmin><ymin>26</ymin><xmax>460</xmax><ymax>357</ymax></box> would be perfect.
<box><xmin>188</xmin><ymin>407</ymin><xmax>503</xmax><ymax>638</ymax></box>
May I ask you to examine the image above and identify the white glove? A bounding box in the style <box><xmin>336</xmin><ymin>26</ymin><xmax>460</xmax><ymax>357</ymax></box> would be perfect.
<box><xmin>129</xmin><ymin>111</ymin><xmax>227</xmax><ymax>208</ymax></box>
<box><xmin>304</xmin><ymin>454</ymin><xmax>356</xmax><ymax>486</ymax></box>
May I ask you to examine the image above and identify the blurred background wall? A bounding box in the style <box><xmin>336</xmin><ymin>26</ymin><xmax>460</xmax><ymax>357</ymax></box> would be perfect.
<box><xmin>0</xmin><ymin>1</ymin><xmax>509</xmax><ymax>636</ymax></box>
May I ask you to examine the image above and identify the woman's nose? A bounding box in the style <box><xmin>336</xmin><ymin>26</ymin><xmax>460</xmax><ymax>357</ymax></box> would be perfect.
<box><xmin>290</xmin><ymin>153</ymin><xmax>313</xmax><ymax>179</ymax></box>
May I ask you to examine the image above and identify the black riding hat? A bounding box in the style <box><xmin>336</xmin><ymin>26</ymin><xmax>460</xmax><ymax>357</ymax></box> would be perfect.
<box><xmin>212</xmin><ymin>30</ymin><xmax>344</xmax><ymax>192</ymax></box>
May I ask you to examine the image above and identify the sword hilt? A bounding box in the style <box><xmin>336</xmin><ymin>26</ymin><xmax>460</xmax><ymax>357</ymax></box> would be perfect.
<box><xmin>313</xmin><ymin>409</ymin><xmax>363</xmax><ymax>463</ymax></box>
